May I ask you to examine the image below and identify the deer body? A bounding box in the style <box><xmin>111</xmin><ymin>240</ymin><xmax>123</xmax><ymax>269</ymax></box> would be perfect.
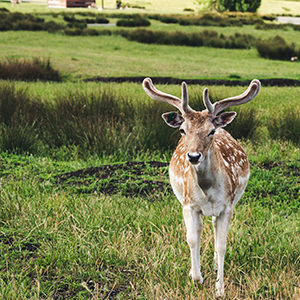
<box><xmin>142</xmin><ymin>78</ymin><xmax>260</xmax><ymax>297</ymax></box>
<box><xmin>170</xmin><ymin>128</ymin><xmax>250</xmax><ymax>216</ymax></box>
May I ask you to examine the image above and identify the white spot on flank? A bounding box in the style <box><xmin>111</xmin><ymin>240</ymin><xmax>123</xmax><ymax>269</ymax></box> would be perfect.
<box><xmin>223</xmin><ymin>159</ymin><xmax>229</xmax><ymax>167</ymax></box>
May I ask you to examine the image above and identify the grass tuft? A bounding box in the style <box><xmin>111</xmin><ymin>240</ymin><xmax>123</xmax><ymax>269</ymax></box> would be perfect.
<box><xmin>0</xmin><ymin>57</ymin><xmax>61</xmax><ymax>82</ymax></box>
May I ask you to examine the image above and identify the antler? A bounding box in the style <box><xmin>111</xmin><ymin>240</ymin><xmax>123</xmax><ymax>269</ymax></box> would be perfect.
<box><xmin>143</xmin><ymin>77</ymin><xmax>192</xmax><ymax>114</ymax></box>
<box><xmin>203</xmin><ymin>79</ymin><xmax>261</xmax><ymax>116</ymax></box>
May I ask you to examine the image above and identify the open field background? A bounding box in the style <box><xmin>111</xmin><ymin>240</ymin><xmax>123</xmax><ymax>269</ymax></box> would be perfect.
<box><xmin>0</xmin><ymin>1</ymin><xmax>300</xmax><ymax>299</ymax></box>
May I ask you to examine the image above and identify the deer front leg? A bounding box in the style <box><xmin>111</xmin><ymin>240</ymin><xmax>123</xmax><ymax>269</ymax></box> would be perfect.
<box><xmin>212</xmin><ymin>216</ymin><xmax>218</xmax><ymax>270</ymax></box>
<box><xmin>182</xmin><ymin>205</ymin><xmax>204</xmax><ymax>283</ymax></box>
<box><xmin>214</xmin><ymin>206</ymin><xmax>233</xmax><ymax>298</ymax></box>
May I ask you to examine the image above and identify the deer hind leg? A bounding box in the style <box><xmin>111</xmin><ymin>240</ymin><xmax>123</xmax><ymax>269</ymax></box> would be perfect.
<box><xmin>214</xmin><ymin>206</ymin><xmax>233</xmax><ymax>298</ymax></box>
<box><xmin>182</xmin><ymin>206</ymin><xmax>204</xmax><ymax>283</ymax></box>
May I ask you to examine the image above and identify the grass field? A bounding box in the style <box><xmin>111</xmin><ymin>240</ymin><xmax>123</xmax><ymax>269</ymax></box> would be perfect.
<box><xmin>0</xmin><ymin>2</ymin><xmax>300</xmax><ymax>299</ymax></box>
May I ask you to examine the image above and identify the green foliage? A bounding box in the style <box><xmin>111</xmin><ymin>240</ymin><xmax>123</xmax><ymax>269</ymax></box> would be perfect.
<box><xmin>116</xmin><ymin>16</ymin><xmax>151</xmax><ymax>27</ymax></box>
<box><xmin>118</xmin><ymin>28</ymin><xmax>256</xmax><ymax>49</ymax></box>
<box><xmin>216</xmin><ymin>0</ymin><xmax>261</xmax><ymax>12</ymax></box>
<box><xmin>148</xmin><ymin>14</ymin><xmax>179</xmax><ymax>24</ymax></box>
<box><xmin>256</xmin><ymin>35</ymin><xmax>300</xmax><ymax>60</ymax></box>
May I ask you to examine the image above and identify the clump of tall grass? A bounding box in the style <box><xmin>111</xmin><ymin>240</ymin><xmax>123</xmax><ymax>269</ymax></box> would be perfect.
<box><xmin>267</xmin><ymin>106</ymin><xmax>300</xmax><ymax>145</ymax></box>
<box><xmin>148</xmin><ymin>14</ymin><xmax>179</xmax><ymax>24</ymax></box>
<box><xmin>0</xmin><ymin>58</ymin><xmax>61</xmax><ymax>82</ymax></box>
<box><xmin>0</xmin><ymin>11</ymin><xmax>45</xmax><ymax>31</ymax></box>
<box><xmin>179</xmin><ymin>13</ymin><xmax>263</xmax><ymax>27</ymax></box>
<box><xmin>256</xmin><ymin>35</ymin><xmax>300</xmax><ymax>61</ymax></box>
<box><xmin>116</xmin><ymin>16</ymin><xmax>151</xmax><ymax>27</ymax></box>
<box><xmin>0</xmin><ymin>82</ymin><xmax>261</xmax><ymax>157</ymax></box>
<box><xmin>117</xmin><ymin>29</ymin><xmax>256</xmax><ymax>49</ymax></box>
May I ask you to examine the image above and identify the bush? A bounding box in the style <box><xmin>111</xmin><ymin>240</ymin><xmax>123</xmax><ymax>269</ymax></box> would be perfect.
<box><xmin>0</xmin><ymin>58</ymin><xmax>61</xmax><ymax>82</ymax></box>
<box><xmin>216</xmin><ymin>0</ymin><xmax>261</xmax><ymax>12</ymax></box>
<box><xmin>179</xmin><ymin>13</ymin><xmax>263</xmax><ymax>27</ymax></box>
<box><xmin>64</xmin><ymin>28</ymin><xmax>102</xmax><ymax>36</ymax></box>
<box><xmin>118</xmin><ymin>29</ymin><xmax>256</xmax><ymax>49</ymax></box>
<box><xmin>44</xmin><ymin>20</ymin><xmax>65</xmax><ymax>33</ymax></box>
<box><xmin>116</xmin><ymin>17</ymin><xmax>150</xmax><ymax>27</ymax></box>
<box><xmin>256</xmin><ymin>35</ymin><xmax>300</xmax><ymax>60</ymax></box>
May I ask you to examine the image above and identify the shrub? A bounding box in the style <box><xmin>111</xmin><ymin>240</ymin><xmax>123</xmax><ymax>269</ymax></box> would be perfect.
<box><xmin>64</xmin><ymin>28</ymin><xmax>101</xmax><ymax>36</ymax></box>
<box><xmin>44</xmin><ymin>20</ymin><xmax>65</xmax><ymax>33</ymax></box>
<box><xmin>256</xmin><ymin>35</ymin><xmax>300</xmax><ymax>60</ymax></box>
<box><xmin>255</xmin><ymin>23</ymin><xmax>287</xmax><ymax>30</ymax></box>
<box><xmin>183</xmin><ymin>8</ymin><xmax>194</xmax><ymax>12</ymax></box>
<box><xmin>216</xmin><ymin>0</ymin><xmax>261</xmax><ymax>12</ymax></box>
<box><xmin>64</xmin><ymin>28</ymin><xmax>84</xmax><ymax>36</ymax></box>
<box><xmin>14</xmin><ymin>20</ymin><xmax>44</xmax><ymax>31</ymax></box>
<box><xmin>293</xmin><ymin>25</ymin><xmax>300</xmax><ymax>31</ymax></box>
<box><xmin>179</xmin><ymin>13</ymin><xmax>250</xmax><ymax>27</ymax></box>
<box><xmin>118</xmin><ymin>29</ymin><xmax>256</xmax><ymax>49</ymax></box>
<box><xmin>95</xmin><ymin>17</ymin><xmax>109</xmax><ymax>24</ymax></box>
<box><xmin>0</xmin><ymin>57</ymin><xmax>61</xmax><ymax>82</ymax></box>
<box><xmin>116</xmin><ymin>17</ymin><xmax>150</xmax><ymax>27</ymax></box>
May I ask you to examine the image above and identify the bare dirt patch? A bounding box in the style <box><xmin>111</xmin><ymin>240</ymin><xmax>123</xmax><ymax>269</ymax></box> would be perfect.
<box><xmin>54</xmin><ymin>161</ymin><xmax>171</xmax><ymax>198</ymax></box>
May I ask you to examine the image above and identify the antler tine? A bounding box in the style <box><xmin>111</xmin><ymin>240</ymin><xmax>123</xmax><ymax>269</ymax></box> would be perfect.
<box><xmin>143</xmin><ymin>77</ymin><xmax>191</xmax><ymax>114</ymax></box>
<box><xmin>212</xmin><ymin>79</ymin><xmax>261</xmax><ymax>116</ymax></box>
<box><xmin>181</xmin><ymin>82</ymin><xmax>192</xmax><ymax>114</ymax></box>
<box><xmin>143</xmin><ymin>77</ymin><xmax>182</xmax><ymax>112</ymax></box>
<box><xmin>203</xmin><ymin>87</ymin><xmax>214</xmax><ymax>114</ymax></box>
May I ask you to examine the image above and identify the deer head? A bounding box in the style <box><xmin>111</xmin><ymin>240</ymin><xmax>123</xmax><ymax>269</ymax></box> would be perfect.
<box><xmin>143</xmin><ymin>78</ymin><xmax>261</xmax><ymax>165</ymax></box>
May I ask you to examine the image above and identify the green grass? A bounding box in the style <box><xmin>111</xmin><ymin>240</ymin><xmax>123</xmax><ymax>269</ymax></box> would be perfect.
<box><xmin>0</xmin><ymin>81</ymin><xmax>300</xmax><ymax>299</ymax></box>
<box><xmin>0</xmin><ymin>29</ymin><xmax>300</xmax><ymax>81</ymax></box>
<box><xmin>0</xmin><ymin>3</ymin><xmax>300</xmax><ymax>299</ymax></box>
<box><xmin>0</xmin><ymin>148</ymin><xmax>299</xmax><ymax>299</ymax></box>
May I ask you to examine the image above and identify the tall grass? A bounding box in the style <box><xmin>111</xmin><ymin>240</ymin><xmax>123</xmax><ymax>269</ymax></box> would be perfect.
<box><xmin>0</xmin><ymin>81</ymin><xmax>263</xmax><ymax>157</ymax></box>
<box><xmin>0</xmin><ymin>58</ymin><xmax>61</xmax><ymax>82</ymax></box>
<box><xmin>267</xmin><ymin>107</ymin><xmax>300</xmax><ymax>145</ymax></box>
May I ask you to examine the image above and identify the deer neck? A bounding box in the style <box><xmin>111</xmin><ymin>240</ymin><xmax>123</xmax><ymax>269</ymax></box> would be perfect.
<box><xmin>190</xmin><ymin>143</ymin><xmax>220</xmax><ymax>192</ymax></box>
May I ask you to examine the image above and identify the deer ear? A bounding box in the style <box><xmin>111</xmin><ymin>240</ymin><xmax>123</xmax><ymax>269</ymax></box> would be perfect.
<box><xmin>213</xmin><ymin>112</ymin><xmax>237</xmax><ymax>128</ymax></box>
<box><xmin>162</xmin><ymin>112</ymin><xmax>184</xmax><ymax>128</ymax></box>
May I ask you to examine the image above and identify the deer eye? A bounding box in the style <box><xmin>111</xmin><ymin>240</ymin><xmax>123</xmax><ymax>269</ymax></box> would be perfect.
<box><xmin>208</xmin><ymin>129</ymin><xmax>216</xmax><ymax>137</ymax></box>
<box><xmin>179</xmin><ymin>128</ymin><xmax>186</xmax><ymax>135</ymax></box>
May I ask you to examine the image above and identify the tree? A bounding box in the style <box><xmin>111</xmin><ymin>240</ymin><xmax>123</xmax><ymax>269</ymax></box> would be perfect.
<box><xmin>215</xmin><ymin>0</ymin><xmax>261</xmax><ymax>12</ymax></box>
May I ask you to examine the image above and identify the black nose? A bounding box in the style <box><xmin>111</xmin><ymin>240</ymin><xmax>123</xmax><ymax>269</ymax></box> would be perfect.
<box><xmin>187</xmin><ymin>152</ymin><xmax>202</xmax><ymax>163</ymax></box>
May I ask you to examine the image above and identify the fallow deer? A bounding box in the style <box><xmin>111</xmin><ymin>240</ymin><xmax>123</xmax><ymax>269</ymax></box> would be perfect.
<box><xmin>142</xmin><ymin>78</ymin><xmax>261</xmax><ymax>297</ymax></box>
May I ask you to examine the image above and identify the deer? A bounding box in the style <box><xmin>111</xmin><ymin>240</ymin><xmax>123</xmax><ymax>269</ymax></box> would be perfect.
<box><xmin>142</xmin><ymin>77</ymin><xmax>261</xmax><ymax>297</ymax></box>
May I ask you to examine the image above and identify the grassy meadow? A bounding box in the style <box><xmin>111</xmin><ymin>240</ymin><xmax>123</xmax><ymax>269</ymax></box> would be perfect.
<box><xmin>0</xmin><ymin>1</ymin><xmax>300</xmax><ymax>299</ymax></box>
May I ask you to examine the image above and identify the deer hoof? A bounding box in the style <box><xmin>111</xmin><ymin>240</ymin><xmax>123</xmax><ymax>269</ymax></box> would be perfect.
<box><xmin>189</xmin><ymin>270</ymin><xmax>204</xmax><ymax>284</ymax></box>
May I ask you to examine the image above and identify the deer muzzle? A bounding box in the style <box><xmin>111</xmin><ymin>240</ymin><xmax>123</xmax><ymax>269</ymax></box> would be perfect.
<box><xmin>187</xmin><ymin>152</ymin><xmax>203</xmax><ymax>164</ymax></box>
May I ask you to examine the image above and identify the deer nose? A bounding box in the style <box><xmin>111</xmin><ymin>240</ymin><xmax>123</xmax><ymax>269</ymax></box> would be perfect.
<box><xmin>187</xmin><ymin>152</ymin><xmax>202</xmax><ymax>164</ymax></box>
